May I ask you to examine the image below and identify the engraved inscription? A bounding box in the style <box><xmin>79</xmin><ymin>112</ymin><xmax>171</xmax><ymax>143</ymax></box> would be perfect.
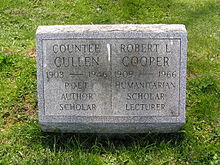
<box><xmin>52</xmin><ymin>44</ymin><xmax>101</xmax><ymax>53</ymax></box>
<box><xmin>42</xmin><ymin>39</ymin><xmax>181</xmax><ymax>117</ymax></box>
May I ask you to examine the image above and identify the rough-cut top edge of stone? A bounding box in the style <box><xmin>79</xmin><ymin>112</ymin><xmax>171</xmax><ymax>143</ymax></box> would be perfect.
<box><xmin>36</xmin><ymin>24</ymin><xmax>187</xmax><ymax>34</ymax></box>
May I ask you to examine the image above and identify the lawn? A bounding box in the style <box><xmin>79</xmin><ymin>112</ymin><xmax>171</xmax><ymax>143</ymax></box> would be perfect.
<box><xmin>0</xmin><ymin>0</ymin><xmax>219</xmax><ymax>164</ymax></box>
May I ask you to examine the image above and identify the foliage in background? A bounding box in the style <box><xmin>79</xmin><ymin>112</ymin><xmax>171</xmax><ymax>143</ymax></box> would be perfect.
<box><xmin>0</xmin><ymin>0</ymin><xmax>219</xmax><ymax>164</ymax></box>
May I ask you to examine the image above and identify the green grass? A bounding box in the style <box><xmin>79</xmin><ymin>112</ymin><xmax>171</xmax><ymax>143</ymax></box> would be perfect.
<box><xmin>0</xmin><ymin>0</ymin><xmax>220</xmax><ymax>164</ymax></box>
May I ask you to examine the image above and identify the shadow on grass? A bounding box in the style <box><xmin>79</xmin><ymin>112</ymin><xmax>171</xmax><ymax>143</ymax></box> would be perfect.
<box><xmin>8</xmin><ymin>119</ymin><xmax>187</xmax><ymax>156</ymax></box>
<box><xmin>12</xmin><ymin>120</ymin><xmax>187</xmax><ymax>153</ymax></box>
<box><xmin>180</xmin><ymin>1</ymin><xmax>219</xmax><ymax>28</ymax></box>
<box><xmin>39</xmin><ymin>131</ymin><xmax>186</xmax><ymax>153</ymax></box>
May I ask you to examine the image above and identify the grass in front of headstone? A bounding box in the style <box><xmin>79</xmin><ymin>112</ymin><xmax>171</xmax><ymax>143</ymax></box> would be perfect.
<box><xmin>0</xmin><ymin>0</ymin><xmax>219</xmax><ymax>164</ymax></box>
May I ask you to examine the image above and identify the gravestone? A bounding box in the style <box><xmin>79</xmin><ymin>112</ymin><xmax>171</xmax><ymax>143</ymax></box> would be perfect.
<box><xmin>36</xmin><ymin>24</ymin><xmax>187</xmax><ymax>133</ymax></box>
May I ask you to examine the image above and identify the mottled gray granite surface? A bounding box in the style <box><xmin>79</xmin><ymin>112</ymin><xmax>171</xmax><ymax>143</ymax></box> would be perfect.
<box><xmin>36</xmin><ymin>24</ymin><xmax>187</xmax><ymax>133</ymax></box>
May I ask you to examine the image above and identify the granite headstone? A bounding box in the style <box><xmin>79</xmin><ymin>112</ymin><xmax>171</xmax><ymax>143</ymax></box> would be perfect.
<box><xmin>36</xmin><ymin>24</ymin><xmax>187</xmax><ymax>133</ymax></box>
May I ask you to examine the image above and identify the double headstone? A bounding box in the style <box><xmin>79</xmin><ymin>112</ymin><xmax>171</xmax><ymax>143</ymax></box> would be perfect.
<box><xmin>36</xmin><ymin>24</ymin><xmax>187</xmax><ymax>133</ymax></box>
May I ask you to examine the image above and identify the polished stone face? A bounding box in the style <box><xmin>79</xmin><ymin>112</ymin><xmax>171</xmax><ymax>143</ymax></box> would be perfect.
<box><xmin>37</xmin><ymin>24</ymin><xmax>187</xmax><ymax>133</ymax></box>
